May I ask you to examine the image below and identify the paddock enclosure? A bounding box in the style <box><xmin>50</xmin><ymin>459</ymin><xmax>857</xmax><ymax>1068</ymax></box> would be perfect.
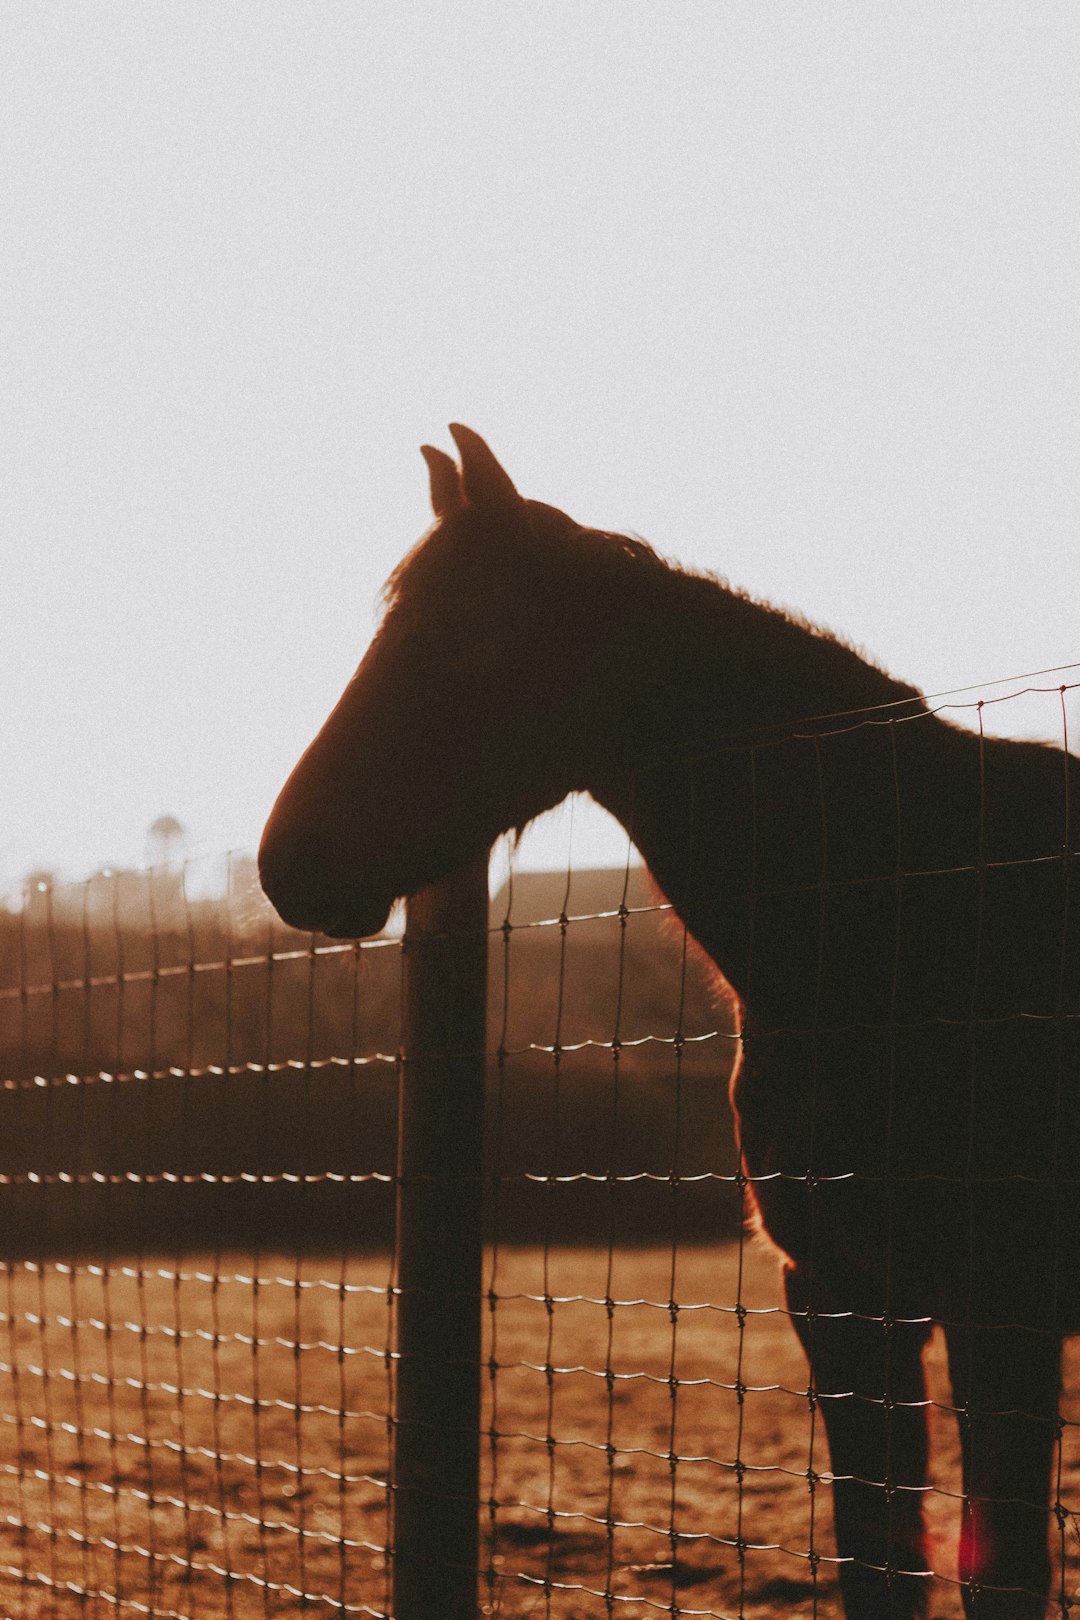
<box><xmin>3</xmin><ymin>679</ymin><xmax>1080</xmax><ymax>1618</ymax></box>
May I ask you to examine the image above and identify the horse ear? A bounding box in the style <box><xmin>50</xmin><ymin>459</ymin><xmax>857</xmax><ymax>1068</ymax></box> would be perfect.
<box><xmin>420</xmin><ymin>444</ymin><xmax>463</xmax><ymax>518</ymax></box>
<box><xmin>448</xmin><ymin>423</ymin><xmax>520</xmax><ymax>511</ymax></box>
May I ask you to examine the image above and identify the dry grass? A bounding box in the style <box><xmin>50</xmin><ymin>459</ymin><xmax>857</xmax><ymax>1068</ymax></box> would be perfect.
<box><xmin>2</xmin><ymin>1241</ymin><xmax>1080</xmax><ymax>1618</ymax></box>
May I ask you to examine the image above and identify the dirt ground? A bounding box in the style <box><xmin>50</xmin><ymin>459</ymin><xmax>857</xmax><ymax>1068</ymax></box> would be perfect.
<box><xmin>2</xmin><ymin>1241</ymin><xmax>1079</xmax><ymax>1618</ymax></box>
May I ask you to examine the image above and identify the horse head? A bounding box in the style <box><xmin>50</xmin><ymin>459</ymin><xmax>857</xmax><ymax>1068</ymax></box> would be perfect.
<box><xmin>258</xmin><ymin>426</ymin><xmax>632</xmax><ymax>937</ymax></box>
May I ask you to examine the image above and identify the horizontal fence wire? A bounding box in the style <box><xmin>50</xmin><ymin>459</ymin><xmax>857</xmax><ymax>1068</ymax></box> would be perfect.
<box><xmin>1</xmin><ymin>675</ymin><xmax>1079</xmax><ymax>1617</ymax></box>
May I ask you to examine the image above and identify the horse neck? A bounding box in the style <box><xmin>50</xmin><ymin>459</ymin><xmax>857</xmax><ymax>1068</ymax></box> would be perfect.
<box><xmin>580</xmin><ymin>561</ymin><xmax>920</xmax><ymax>976</ymax></box>
<box><xmin>585</xmin><ymin>560</ymin><xmax>916</xmax><ymax>784</ymax></box>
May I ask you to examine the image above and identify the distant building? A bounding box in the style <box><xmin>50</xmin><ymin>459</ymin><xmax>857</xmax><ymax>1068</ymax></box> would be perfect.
<box><xmin>489</xmin><ymin>864</ymin><xmax>654</xmax><ymax>926</ymax></box>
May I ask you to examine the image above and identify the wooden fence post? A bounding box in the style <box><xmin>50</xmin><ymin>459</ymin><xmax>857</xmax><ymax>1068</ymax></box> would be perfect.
<box><xmin>393</xmin><ymin>853</ymin><xmax>489</xmax><ymax>1618</ymax></box>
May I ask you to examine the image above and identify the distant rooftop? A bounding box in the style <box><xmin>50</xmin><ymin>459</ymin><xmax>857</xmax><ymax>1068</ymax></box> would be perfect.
<box><xmin>489</xmin><ymin>864</ymin><xmax>657</xmax><ymax>928</ymax></box>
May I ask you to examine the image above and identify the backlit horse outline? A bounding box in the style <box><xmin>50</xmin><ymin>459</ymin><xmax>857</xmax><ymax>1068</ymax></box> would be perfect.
<box><xmin>260</xmin><ymin>426</ymin><xmax>1080</xmax><ymax>1618</ymax></box>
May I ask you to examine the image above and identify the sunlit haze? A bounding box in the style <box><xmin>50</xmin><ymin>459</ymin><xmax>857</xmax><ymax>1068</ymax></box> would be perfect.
<box><xmin>4</xmin><ymin>4</ymin><xmax>1078</xmax><ymax>887</ymax></box>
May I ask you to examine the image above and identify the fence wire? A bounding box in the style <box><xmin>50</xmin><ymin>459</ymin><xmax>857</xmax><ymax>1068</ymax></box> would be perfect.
<box><xmin>1</xmin><ymin>678</ymin><xmax>1079</xmax><ymax>1618</ymax></box>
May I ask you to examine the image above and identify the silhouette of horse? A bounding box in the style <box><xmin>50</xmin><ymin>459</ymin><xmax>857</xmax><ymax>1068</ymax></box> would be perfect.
<box><xmin>260</xmin><ymin>426</ymin><xmax>1080</xmax><ymax>1618</ymax></box>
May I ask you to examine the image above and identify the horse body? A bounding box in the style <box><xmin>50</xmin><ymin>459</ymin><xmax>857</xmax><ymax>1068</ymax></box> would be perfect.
<box><xmin>260</xmin><ymin>426</ymin><xmax>1080</xmax><ymax>1617</ymax></box>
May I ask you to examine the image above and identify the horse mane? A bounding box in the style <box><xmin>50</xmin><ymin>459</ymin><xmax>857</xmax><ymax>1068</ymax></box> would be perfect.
<box><xmin>582</xmin><ymin>526</ymin><xmax>927</xmax><ymax>723</ymax></box>
<box><xmin>695</xmin><ymin>569</ymin><xmax>921</xmax><ymax>704</ymax></box>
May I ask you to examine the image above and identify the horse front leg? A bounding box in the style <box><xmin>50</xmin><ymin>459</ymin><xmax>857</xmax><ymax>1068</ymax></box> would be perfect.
<box><xmin>784</xmin><ymin>1261</ymin><xmax>934</xmax><ymax>1619</ymax></box>
<box><xmin>944</xmin><ymin>1322</ymin><xmax>1061</xmax><ymax>1619</ymax></box>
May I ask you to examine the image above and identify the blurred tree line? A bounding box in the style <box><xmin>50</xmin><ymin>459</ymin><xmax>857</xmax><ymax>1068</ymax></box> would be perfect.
<box><xmin>0</xmin><ymin>854</ymin><xmax>740</xmax><ymax>1255</ymax></box>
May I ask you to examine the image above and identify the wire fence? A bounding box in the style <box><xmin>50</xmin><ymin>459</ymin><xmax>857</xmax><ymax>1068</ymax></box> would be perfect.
<box><xmin>2</xmin><ymin>677</ymin><xmax>1079</xmax><ymax>1617</ymax></box>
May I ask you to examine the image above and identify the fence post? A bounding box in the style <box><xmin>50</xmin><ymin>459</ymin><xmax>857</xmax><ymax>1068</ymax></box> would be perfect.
<box><xmin>393</xmin><ymin>851</ymin><xmax>490</xmax><ymax>1619</ymax></box>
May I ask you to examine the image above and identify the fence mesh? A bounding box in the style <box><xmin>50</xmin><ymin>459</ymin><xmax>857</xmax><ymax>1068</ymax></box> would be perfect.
<box><xmin>1</xmin><ymin>677</ymin><xmax>1079</xmax><ymax>1617</ymax></box>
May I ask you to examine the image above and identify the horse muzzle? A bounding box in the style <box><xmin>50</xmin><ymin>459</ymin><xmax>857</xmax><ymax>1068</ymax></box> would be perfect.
<box><xmin>258</xmin><ymin>836</ymin><xmax>394</xmax><ymax>939</ymax></box>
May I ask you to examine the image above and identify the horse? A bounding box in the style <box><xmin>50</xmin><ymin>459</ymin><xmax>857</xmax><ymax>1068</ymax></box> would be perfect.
<box><xmin>259</xmin><ymin>425</ymin><xmax>1080</xmax><ymax>1618</ymax></box>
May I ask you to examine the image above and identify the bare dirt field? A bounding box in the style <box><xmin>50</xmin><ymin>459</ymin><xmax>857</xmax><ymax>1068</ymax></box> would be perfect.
<box><xmin>2</xmin><ymin>1241</ymin><xmax>1080</xmax><ymax>1619</ymax></box>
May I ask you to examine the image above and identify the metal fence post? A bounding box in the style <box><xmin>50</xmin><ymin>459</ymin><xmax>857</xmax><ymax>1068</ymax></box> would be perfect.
<box><xmin>393</xmin><ymin>852</ymin><xmax>489</xmax><ymax>1618</ymax></box>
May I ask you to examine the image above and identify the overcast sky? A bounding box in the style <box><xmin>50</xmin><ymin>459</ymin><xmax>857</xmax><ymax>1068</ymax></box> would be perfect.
<box><xmin>3</xmin><ymin>4</ymin><xmax>1078</xmax><ymax>885</ymax></box>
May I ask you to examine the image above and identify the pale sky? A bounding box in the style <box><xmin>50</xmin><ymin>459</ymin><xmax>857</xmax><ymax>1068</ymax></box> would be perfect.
<box><xmin>3</xmin><ymin>4</ymin><xmax>1078</xmax><ymax>886</ymax></box>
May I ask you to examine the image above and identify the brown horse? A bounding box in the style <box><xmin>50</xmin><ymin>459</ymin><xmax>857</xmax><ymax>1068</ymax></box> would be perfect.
<box><xmin>260</xmin><ymin>426</ymin><xmax>1080</xmax><ymax>1618</ymax></box>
